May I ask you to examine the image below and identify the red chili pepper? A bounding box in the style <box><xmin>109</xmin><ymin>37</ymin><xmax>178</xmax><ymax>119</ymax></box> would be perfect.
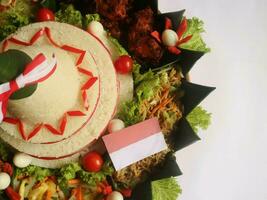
<box><xmin>67</xmin><ymin>111</ymin><xmax>86</xmax><ymax>117</ymax></box>
<box><xmin>165</xmin><ymin>17</ymin><xmax>173</xmax><ymax>29</ymax></box>
<box><xmin>168</xmin><ymin>46</ymin><xmax>181</xmax><ymax>55</ymax></box>
<box><xmin>18</xmin><ymin>120</ymin><xmax>27</xmax><ymax>141</ymax></box>
<box><xmin>3</xmin><ymin>162</ymin><xmax>13</xmax><ymax>176</ymax></box>
<box><xmin>103</xmin><ymin>186</ymin><xmax>112</xmax><ymax>195</ymax></box>
<box><xmin>30</xmin><ymin>28</ymin><xmax>45</xmax><ymax>44</ymax></box>
<box><xmin>75</xmin><ymin>186</ymin><xmax>83</xmax><ymax>200</ymax></box>
<box><xmin>177</xmin><ymin>35</ymin><xmax>193</xmax><ymax>46</ymax></box>
<box><xmin>177</xmin><ymin>18</ymin><xmax>188</xmax><ymax>39</ymax></box>
<box><xmin>98</xmin><ymin>181</ymin><xmax>113</xmax><ymax>195</ymax></box>
<box><xmin>27</xmin><ymin>124</ymin><xmax>43</xmax><ymax>141</ymax></box>
<box><xmin>5</xmin><ymin>187</ymin><xmax>21</xmax><ymax>200</ymax></box>
<box><xmin>81</xmin><ymin>77</ymin><xmax>98</xmax><ymax>91</ymax></box>
<box><xmin>60</xmin><ymin>114</ymin><xmax>67</xmax><ymax>133</ymax></box>
<box><xmin>151</xmin><ymin>31</ymin><xmax>162</xmax><ymax>43</ymax></box>
<box><xmin>44</xmin><ymin>124</ymin><xmax>62</xmax><ymax>135</ymax></box>
<box><xmin>120</xmin><ymin>188</ymin><xmax>132</xmax><ymax>198</ymax></box>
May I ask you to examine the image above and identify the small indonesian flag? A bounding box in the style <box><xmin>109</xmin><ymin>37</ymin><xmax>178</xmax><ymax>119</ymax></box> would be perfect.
<box><xmin>102</xmin><ymin>118</ymin><xmax>168</xmax><ymax>171</ymax></box>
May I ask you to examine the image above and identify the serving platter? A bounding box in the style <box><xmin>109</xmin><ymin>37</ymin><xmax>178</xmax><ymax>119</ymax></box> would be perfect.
<box><xmin>0</xmin><ymin>0</ymin><xmax>215</xmax><ymax>199</ymax></box>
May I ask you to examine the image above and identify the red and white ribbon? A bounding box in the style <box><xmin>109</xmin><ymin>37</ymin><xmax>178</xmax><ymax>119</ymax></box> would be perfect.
<box><xmin>0</xmin><ymin>53</ymin><xmax>57</xmax><ymax>123</ymax></box>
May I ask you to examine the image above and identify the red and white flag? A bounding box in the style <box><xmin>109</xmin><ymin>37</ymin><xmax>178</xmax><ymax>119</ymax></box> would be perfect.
<box><xmin>102</xmin><ymin>118</ymin><xmax>168</xmax><ymax>171</ymax></box>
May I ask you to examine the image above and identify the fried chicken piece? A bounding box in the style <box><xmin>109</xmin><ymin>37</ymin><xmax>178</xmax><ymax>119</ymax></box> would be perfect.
<box><xmin>129</xmin><ymin>8</ymin><xmax>154</xmax><ymax>37</ymax></box>
<box><xmin>96</xmin><ymin>0</ymin><xmax>130</xmax><ymax>21</ymax></box>
<box><xmin>101</xmin><ymin>19</ymin><xmax>122</xmax><ymax>39</ymax></box>
<box><xmin>129</xmin><ymin>35</ymin><xmax>163</xmax><ymax>66</ymax></box>
<box><xmin>128</xmin><ymin>8</ymin><xmax>163</xmax><ymax>65</ymax></box>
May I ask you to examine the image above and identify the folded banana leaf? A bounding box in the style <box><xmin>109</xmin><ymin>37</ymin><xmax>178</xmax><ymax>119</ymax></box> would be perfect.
<box><xmin>156</xmin><ymin>10</ymin><xmax>185</xmax><ymax>32</ymax></box>
<box><xmin>179</xmin><ymin>49</ymin><xmax>205</xmax><ymax>75</ymax></box>
<box><xmin>171</xmin><ymin>117</ymin><xmax>200</xmax><ymax>152</ymax></box>
<box><xmin>181</xmin><ymin>79</ymin><xmax>215</xmax><ymax>116</ymax></box>
<box><xmin>126</xmin><ymin>180</ymin><xmax>152</xmax><ymax>200</ymax></box>
<box><xmin>133</xmin><ymin>0</ymin><xmax>158</xmax><ymax>13</ymax></box>
<box><xmin>151</xmin><ymin>153</ymin><xmax>182</xmax><ymax>180</ymax></box>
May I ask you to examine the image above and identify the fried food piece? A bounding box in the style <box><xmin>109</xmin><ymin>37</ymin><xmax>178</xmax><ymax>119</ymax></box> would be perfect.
<box><xmin>101</xmin><ymin>19</ymin><xmax>122</xmax><ymax>38</ymax></box>
<box><xmin>129</xmin><ymin>35</ymin><xmax>163</xmax><ymax>65</ymax></box>
<box><xmin>128</xmin><ymin>8</ymin><xmax>163</xmax><ymax>65</ymax></box>
<box><xmin>129</xmin><ymin>7</ymin><xmax>154</xmax><ymax>38</ymax></box>
<box><xmin>96</xmin><ymin>0</ymin><xmax>130</xmax><ymax>21</ymax></box>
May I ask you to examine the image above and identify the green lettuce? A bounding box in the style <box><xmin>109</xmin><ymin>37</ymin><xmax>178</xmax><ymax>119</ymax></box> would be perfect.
<box><xmin>57</xmin><ymin>163</ymin><xmax>81</xmax><ymax>183</ymax></box>
<box><xmin>136</xmin><ymin>77</ymin><xmax>161</xmax><ymax>101</ymax></box>
<box><xmin>83</xmin><ymin>13</ymin><xmax>101</xmax><ymax>28</ymax></box>
<box><xmin>55</xmin><ymin>4</ymin><xmax>83</xmax><ymax>27</ymax></box>
<box><xmin>15</xmin><ymin>165</ymin><xmax>55</xmax><ymax>181</ymax></box>
<box><xmin>118</xmin><ymin>101</ymin><xmax>143</xmax><ymax>126</ymax></box>
<box><xmin>108</xmin><ymin>36</ymin><xmax>129</xmax><ymax>56</ymax></box>
<box><xmin>0</xmin><ymin>12</ymin><xmax>30</xmax><ymax>41</ymax></box>
<box><xmin>132</xmin><ymin>64</ymin><xmax>154</xmax><ymax>86</ymax></box>
<box><xmin>0</xmin><ymin>0</ymin><xmax>36</xmax><ymax>41</ymax></box>
<box><xmin>0</xmin><ymin>140</ymin><xmax>9</xmax><ymax>161</ymax></box>
<box><xmin>151</xmin><ymin>177</ymin><xmax>182</xmax><ymax>200</ymax></box>
<box><xmin>77</xmin><ymin>161</ymin><xmax>114</xmax><ymax>186</ymax></box>
<box><xmin>56</xmin><ymin>162</ymin><xmax>81</xmax><ymax>193</ymax></box>
<box><xmin>57</xmin><ymin>161</ymin><xmax>114</xmax><ymax>190</ymax></box>
<box><xmin>179</xmin><ymin>17</ymin><xmax>210</xmax><ymax>52</ymax></box>
<box><xmin>187</xmin><ymin>106</ymin><xmax>211</xmax><ymax>132</ymax></box>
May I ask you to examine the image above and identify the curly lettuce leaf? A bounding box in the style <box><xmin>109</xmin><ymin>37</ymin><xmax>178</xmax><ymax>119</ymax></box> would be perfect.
<box><xmin>0</xmin><ymin>140</ymin><xmax>9</xmax><ymax>161</ymax></box>
<box><xmin>151</xmin><ymin>177</ymin><xmax>182</xmax><ymax>200</ymax></box>
<box><xmin>77</xmin><ymin>161</ymin><xmax>114</xmax><ymax>186</ymax></box>
<box><xmin>0</xmin><ymin>12</ymin><xmax>30</xmax><ymax>41</ymax></box>
<box><xmin>108</xmin><ymin>36</ymin><xmax>129</xmax><ymax>56</ymax></box>
<box><xmin>187</xmin><ymin>106</ymin><xmax>211</xmax><ymax>133</ymax></box>
<box><xmin>83</xmin><ymin>13</ymin><xmax>101</xmax><ymax>28</ymax></box>
<box><xmin>136</xmin><ymin>77</ymin><xmax>161</xmax><ymax>101</ymax></box>
<box><xmin>118</xmin><ymin>100</ymin><xmax>143</xmax><ymax>126</ymax></box>
<box><xmin>179</xmin><ymin>17</ymin><xmax>210</xmax><ymax>53</ymax></box>
<box><xmin>0</xmin><ymin>0</ymin><xmax>36</xmax><ymax>41</ymax></box>
<box><xmin>55</xmin><ymin>4</ymin><xmax>82</xmax><ymax>27</ymax></box>
<box><xmin>57</xmin><ymin>162</ymin><xmax>81</xmax><ymax>183</ymax></box>
<box><xmin>15</xmin><ymin>165</ymin><xmax>55</xmax><ymax>181</ymax></box>
<box><xmin>132</xmin><ymin>64</ymin><xmax>154</xmax><ymax>86</ymax></box>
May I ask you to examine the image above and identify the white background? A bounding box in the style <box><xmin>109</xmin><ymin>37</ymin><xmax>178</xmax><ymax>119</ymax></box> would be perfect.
<box><xmin>158</xmin><ymin>0</ymin><xmax>267</xmax><ymax>200</ymax></box>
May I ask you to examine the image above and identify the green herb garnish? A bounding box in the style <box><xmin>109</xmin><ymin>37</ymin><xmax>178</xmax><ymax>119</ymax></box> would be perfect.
<box><xmin>180</xmin><ymin>17</ymin><xmax>210</xmax><ymax>52</ymax></box>
<box><xmin>187</xmin><ymin>106</ymin><xmax>211</xmax><ymax>132</ymax></box>
<box><xmin>151</xmin><ymin>177</ymin><xmax>182</xmax><ymax>200</ymax></box>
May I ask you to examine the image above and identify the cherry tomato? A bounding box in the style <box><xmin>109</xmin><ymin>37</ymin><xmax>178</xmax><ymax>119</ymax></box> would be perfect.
<box><xmin>82</xmin><ymin>152</ymin><xmax>103</xmax><ymax>172</ymax></box>
<box><xmin>36</xmin><ymin>8</ymin><xmax>55</xmax><ymax>22</ymax></box>
<box><xmin>114</xmin><ymin>55</ymin><xmax>133</xmax><ymax>74</ymax></box>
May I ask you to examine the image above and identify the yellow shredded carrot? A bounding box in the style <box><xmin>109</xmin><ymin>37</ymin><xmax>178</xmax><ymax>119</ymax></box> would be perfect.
<box><xmin>71</xmin><ymin>188</ymin><xmax>78</xmax><ymax>197</ymax></box>
<box><xmin>75</xmin><ymin>186</ymin><xmax>83</xmax><ymax>200</ymax></box>
<box><xmin>45</xmin><ymin>190</ymin><xmax>52</xmax><ymax>200</ymax></box>
<box><xmin>68</xmin><ymin>179</ymin><xmax>80</xmax><ymax>185</ymax></box>
<box><xmin>32</xmin><ymin>177</ymin><xmax>48</xmax><ymax>189</ymax></box>
<box><xmin>150</xmin><ymin>97</ymin><xmax>173</xmax><ymax>117</ymax></box>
